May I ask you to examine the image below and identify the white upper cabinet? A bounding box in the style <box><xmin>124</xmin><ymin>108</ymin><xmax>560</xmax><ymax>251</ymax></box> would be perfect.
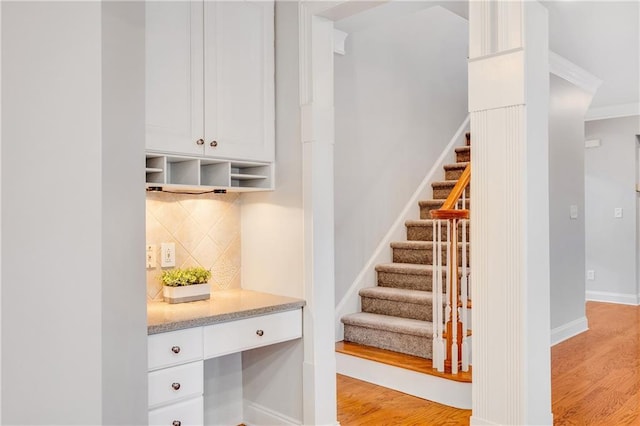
<box><xmin>146</xmin><ymin>1</ymin><xmax>274</xmax><ymax>163</ymax></box>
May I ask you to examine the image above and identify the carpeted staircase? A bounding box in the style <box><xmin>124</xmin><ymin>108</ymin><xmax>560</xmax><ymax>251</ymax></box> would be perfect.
<box><xmin>341</xmin><ymin>135</ymin><xmax>471</xmax><ymax>360</ymax></box>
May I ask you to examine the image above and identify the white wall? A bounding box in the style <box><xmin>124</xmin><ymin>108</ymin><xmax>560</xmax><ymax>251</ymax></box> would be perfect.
<box><xmin>1</xmin><ymin>2</ymin><xmax>147</xmax><ymax>423</ymax></box>
<box><xmin>100</xmin><ymin>2</ymin><xmax>148</xmax><ymax>423</ymax></box>
<box><xmin>333</xmin><ymin>6</ymin><xmax>468</xmax><ymax>304</ymax></box>
<box><xmin>548</xmin><ymin>74</ymin><xmax>593</xmax><ymax>341</ymax></box>
<box><xmin>240</xmin><ymin>1</ymin><xmax>304</xmax><ymax>422</ymax></box>
<box><xmin>585</xmin><ymin>115</ymin><xmax>640</xmax><ymax>305</ymax></box>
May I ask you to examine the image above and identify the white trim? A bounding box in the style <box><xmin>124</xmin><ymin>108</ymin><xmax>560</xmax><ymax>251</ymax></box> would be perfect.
<box><xmin>586</xmin><ymin>290</ymin><xmax>640</xmax><ymax>306</ymax></box>
<box><xmin>333</xmin><ymin>115</ymin><xmax>470</xmax><ymax>341</ymax></box>
<box><xmin>336</xmin><ymin>352</ymin><xmax>472</xmax><ymax>410</ymax></box>
<box><xmin>549</xmin><ymin>51</ymin><xmax>602</xmax><ymax>95</ymax></box>
<box><xmin>243</xmin><ymin>400</ymin><xmax>301</xmax><ymax>426</ymax></box>
<box><xmin>585</xmin><ymin>103</ymin><xmax>640</xmax><ymax>121</ymax></box>
<box><xmin>550</xmin><ymin>316</ymin><xmax>588</xmax><ymax>346</ymax></box>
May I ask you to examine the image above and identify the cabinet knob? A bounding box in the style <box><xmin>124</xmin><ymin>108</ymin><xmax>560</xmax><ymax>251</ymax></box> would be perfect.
<box><xmin>256</xmin><ymin>329</ymin><xmax>264</xmax><ymax>337</ymax></box>
<box><xmin>209</xmin><ymin>140</ymin><xmax>218</xmax><ymax>148</ymax></box>
<box><xmin>171</xmin><ymin>346</ymin><xmax>181</xmax><ymax>354</ymax></box>
<box><xmin>171</xmin><ymin>382</ymin><xmax>181</xmax><ymax>391</ymax></box>
<box><xmin>172</xmin><ymin>421</ymin><xmax>181</xmax><ymax>426</ymax></box>
<box><xmin>196</xmin><ymin>138</ymin><xmax>205</xmax><ymax>146</ymax></box>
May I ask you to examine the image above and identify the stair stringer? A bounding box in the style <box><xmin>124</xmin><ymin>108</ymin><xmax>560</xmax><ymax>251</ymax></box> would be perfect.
<box><xmin>334</xmin><ymin>115</ymin><xmax>470</xmax><ymax>341</ymax></box>
<box><xmin>336</xmin><ymin>352</ymin><xmax>472</xmax><ymax>409</ymax></box>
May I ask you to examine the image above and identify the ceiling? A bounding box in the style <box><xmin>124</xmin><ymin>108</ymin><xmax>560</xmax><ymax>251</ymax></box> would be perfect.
<box><xmin>334</xmin><ymin>1</ymin><xmax>639</xmax><ymax>113</ymax></box>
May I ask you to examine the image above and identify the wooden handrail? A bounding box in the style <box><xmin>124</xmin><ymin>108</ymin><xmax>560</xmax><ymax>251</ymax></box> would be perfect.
<box><xmin>438</xmin><ymin>163</ymin><xmax>470</xmax><ymax>211</ymax></box>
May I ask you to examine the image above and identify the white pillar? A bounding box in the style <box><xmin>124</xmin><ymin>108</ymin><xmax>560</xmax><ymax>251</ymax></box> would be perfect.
<box><xmin>300</xmin><ymin>6</ymin><xmax>338</xmax><ymax>426</ymax></box>
<box><xmin>469</xmin><ymin>2</ymin><xmax>553</xmax><ymax>425</ymax></box>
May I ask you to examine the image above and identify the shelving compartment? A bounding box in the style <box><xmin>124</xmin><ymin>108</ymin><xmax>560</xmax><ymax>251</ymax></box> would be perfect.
<box><xmin>146</xmin><ymin>156</ymin><xmax>167</xmax><ymax>185</ymax></box>
<box><xmin>200</xmin><ymin>160</ymin><xmax>231</xmax><ymax>187</ymax></box>
<box><xmin>145</xmin><ymin>153</ymin><xmax>273</xmax><ymax>192</ymax></box>
<box><xmin>166</xmin><ymin>157</ymin><xmax>200</xmax><ymax>186</ymax></box>
<box><xmin>230</xmin><ymin>162</ymin><xmax>272</xmax><ymax>190</ymax></box>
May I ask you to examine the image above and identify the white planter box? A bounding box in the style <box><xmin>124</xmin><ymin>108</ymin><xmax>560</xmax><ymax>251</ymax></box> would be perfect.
<box><xmin>163</xmin><ymin>283</ymin><xmax>210</xmax><ymax>304</ymax></box>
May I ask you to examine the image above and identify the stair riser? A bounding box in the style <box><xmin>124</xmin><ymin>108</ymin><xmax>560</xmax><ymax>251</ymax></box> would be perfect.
<box><xmin>393</xmin><ymin>246</ymin><xmax>470</xmax><ymax>266</ymax></box>
<box><xmin>406</xmin><ymin>224</ymin><xmax>471</xmax><ymax>241</ymax></box>
<box><xmin>445</xmin><ymin>169</ymin><xmax>465</xmax><ymax>180</ymax></box>
<box><xmin>432</xmin><ymin>185</ymin><xmax>471</xmax><ymax>200</ymax></box>
<box><xmin>343</xmin><ymin>325</ymin><xmax>432</xmax><ymax>359</ymax></box>
<box><xmin>456</xmin><ymin>150</ymin><xmax>470</xmax><ymax>163</ymax></box>
<box><xmin>377</xmin><ymin>270</ymin><xmax>438</xmax><ymax>291</ymax></box>
<box><xmin>420</xmin><ymin>202</ymin><xmax>471</xmax><ymax>219</ymax></box>
<box><xmin>360</xmin><ymin>297</ymin><xmax>446</xmax><ymax>322</ymax></box>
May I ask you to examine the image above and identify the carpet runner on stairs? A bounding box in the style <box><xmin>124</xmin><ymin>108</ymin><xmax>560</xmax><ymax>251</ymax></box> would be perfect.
<box><xmin>341</xmin><ymin>135</ymin><xmax>471</xmax><ymax>360</ymax></box>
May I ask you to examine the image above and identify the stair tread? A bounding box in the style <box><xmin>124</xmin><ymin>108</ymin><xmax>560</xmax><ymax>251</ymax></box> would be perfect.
<box><xmin>455</xmin><ymin>146</ymin><xmax>471</xmax><ymax>153</ymax></box>
<box><xmin>359</xmin><ymin>286</ymin><xmax>433</xmax><ymax>304</ymax></box>
<box><xmin>391</xmin><ymin>241</ymin><xmax>470</xmax><ymax>249</ymax></box>
<box><xmin>443</xmin><ymin>162</ymin><xmax>470</xmax><ymax>170</ymax></box>
<box><xmin>432</xmin><ymin>180</ymin><xmax>459</xmax><ymax>187</ymax></box>
<box><xmin>418</xmin><ymin>199</ymin><xmax>471</xmax><ymax>207</ymax></box>
<box><xmin>405</xmin><ymin>218</ymin><xmax>470</xmax><ymax>227</ymax></box>
<box><xmin>341</xmin><ymin>312</ymin><xmax>433</xmax><ymax>337</ymax></box>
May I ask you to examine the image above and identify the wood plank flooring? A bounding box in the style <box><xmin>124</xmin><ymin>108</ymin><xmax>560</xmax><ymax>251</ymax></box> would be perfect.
<box><xmin>336</xmin><ymin>341</ymin><xmax>471</xmax><ymax>382</ymax></box>
<box><xmin>337</xmin><ymin>302</ymin><xmax>640</xmax><ymax>425</ymax></box>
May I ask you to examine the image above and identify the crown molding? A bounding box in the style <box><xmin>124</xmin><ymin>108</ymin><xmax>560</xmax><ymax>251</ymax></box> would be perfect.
<box><xmin>549</xmin><ymin>51</ymin><xmax>602</xmax><ymax>94</ymax></box>
<box><xmin>585</xmin><ymin>102</ymin><xmax>640</xmax><ymax>121</ymax></box>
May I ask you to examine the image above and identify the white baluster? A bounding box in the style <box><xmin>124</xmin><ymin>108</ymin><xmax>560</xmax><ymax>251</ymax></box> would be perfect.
<box><xmin>461</xmin><ymin>214</ymin><xmax>469</xmax><ymax>372</ymax></box>
<box><xmin>451</xmin><ymin>218</ymin><xmax>459</xmax><ymax>375</ymax></box>
<box><xmin>436</xmin><ymin>219</ymin><xmax>445</xmax><ymax>371</ymax></box>
<box><xmin>432</xmin><ymin>219</ymin><xmax>439</xmax><ymax>370</ymax></box>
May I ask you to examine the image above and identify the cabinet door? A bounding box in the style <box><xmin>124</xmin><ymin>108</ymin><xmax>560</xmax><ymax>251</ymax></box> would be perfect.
<box><xmin>146</xmin><ymin>1</ymin><xmax>204</xmax><ymax>155</ymax></box>
<box><xmin>203</xmin><ymin>1</ymin><xmax>274</xmax><ymax>162</ymax></box>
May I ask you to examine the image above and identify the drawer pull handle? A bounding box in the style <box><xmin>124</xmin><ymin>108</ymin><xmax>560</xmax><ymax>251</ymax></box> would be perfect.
<box><xmin>172</xmin><ymin>421</ymin><xmax>181</xmax><ymax>426</ymax></box>
<box><xmin>210</xmin><ymin>140</ymin><xmax>218</xmax><ymax>148</ymax></box>
<box><xmin>171</xmin><ymin>346</ymin><xmax>181</xmax><ymax>354</ymax></box>
<box><xmin>256</xmin><ymin>329</ymin><xmax>264</xmax><ymax>337</ymax></box>
<box><xmin>171</xmin><ymin>382</ymin><xmax>181</xmax><ymax>391</ymax></box>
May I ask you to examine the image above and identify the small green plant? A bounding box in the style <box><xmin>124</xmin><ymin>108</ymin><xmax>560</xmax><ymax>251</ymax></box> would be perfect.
<box><xmin>161</xmin><ymin>267</ymin><xmax>211</xmax><ymax>287</ymax></box>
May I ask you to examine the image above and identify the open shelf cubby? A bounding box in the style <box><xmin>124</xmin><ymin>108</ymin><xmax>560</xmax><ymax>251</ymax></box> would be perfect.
<box><xmin>145</xmin><ymin>153</ymin><xmax>273</xmax><ymax>192</ymax></box>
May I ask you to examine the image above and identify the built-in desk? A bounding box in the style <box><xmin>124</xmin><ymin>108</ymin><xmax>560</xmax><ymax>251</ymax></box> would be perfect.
<box><xmin>147</xmin><ymin>289</ymin><xmax>305</xmax><ymax>426</ymax></box>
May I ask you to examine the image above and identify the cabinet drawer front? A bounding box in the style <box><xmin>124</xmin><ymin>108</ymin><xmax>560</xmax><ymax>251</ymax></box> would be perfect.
<box><xmin>148</xmin><ymin>361</ymin><xmax>203</xmax><ymax>409</ymax></box>
<box><xmin>149</xmin><ymin>396</ymin><xmax>203</xmax><ymax>426</ymax></box>
<box><xmin>148</xmin><ymin>327</ymin><xmax>203</xmax><ymax>371</ymax></box>
<box><xmin>203</xmin><ymin>309</ymin><xmax>302</xmax><ymax>358</ymax></box>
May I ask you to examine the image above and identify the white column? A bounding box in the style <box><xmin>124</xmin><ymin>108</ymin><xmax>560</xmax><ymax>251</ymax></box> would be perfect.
<box><xmin>469</xmin><ymin>2</ymin><xmax>553</xmax><ymax>425</ymax></box>
<box><xmin>300</xmin><ymin>6</ymin><xmax>338</xmax><ymax>426</ymax></box>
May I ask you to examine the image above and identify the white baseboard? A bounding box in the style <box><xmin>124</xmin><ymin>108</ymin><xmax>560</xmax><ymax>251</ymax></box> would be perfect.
<box><xmin>550</xmin><ymin>316</ymin><xmax>588</xmax><ymax>346</ymax></box>
<box><xmin>470</xmin><ymin>417</ymin><xmax>501</xmax><ymax>426</ymax></box>
<box><xmin>336</xmin><ymin>352</ymin><xmax>471</xmax><ymax>409</ymax></box>
<box><xmin>586</xmin><ymin>290</ymin><xmax>640</xmax><ymax>306</ymax></box>
<box><xmin>243</xmin><ymin>400</ymin><xmax>301</xmax><ymax>426</ymax></box>
<box><xmin>334</xmin><ymin>115</ymin><xmax>471</xmax><ymax>341</ymax></box>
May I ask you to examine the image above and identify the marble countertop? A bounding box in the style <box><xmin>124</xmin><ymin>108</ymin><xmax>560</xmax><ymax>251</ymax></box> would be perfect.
<box><xmin>147</xmin><ymin>289</ymin><xmax>305</xmax><ymax>335</ymax></box>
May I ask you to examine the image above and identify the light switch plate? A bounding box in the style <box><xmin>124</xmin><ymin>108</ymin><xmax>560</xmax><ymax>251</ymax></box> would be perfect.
<box><xmin>587</xmin><ymin>270</ymin><xmax>595</xmax><ymax>280</ymax></box>
<box><xmin>614</xmin><ymin>207</ymin><xmax>623</xmax><ymax>218</ymax></box>
<box><xmin>161</xmin><ymin>242</ymin><xmax>176</xmax><ymax>267</ymax></box>
<box><xmin>570</xmin><ymin>205</ymin><xmax>578</xmax><ymax>219</ymax></box>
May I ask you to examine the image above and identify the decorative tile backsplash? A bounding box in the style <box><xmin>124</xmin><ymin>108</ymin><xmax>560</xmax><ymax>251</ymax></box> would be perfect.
<box><xmin>146</xmin><ymin>191</ymin><xmax>241</xmax><ymax>301</ymax></box>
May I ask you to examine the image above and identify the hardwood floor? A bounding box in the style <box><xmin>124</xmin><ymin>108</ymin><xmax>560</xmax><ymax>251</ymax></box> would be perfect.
<box><xmin>337</xmin><ymin>302</ymin><xmax>640</xmax><ymax>425</ymax></box>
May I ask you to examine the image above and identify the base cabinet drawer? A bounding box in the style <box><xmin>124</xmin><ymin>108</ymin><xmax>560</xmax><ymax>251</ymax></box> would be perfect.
<box><xmin>148</xmin><ymin>327</ymin><xmax>203</xmax><ymax>371</ymax></box>
<box><xmin>149</xmin><ymin>396</ymin><xmax>203</xmax><ymax>426</ymax></box>
<box><xmin>203</xmin><ymin>308</ymin><xmax>302</xmax><ymax>358</ymax></box>
<box><xmin>149</xmin><ymin>361</ymin><xmax>203</xmax><ymax>409</ymax></box>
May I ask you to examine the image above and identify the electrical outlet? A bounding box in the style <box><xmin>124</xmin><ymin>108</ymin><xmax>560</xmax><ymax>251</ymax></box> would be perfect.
<box><xmin>614</xmin><ymin>207</ymin><xmax>623</xmax><ymax>218</ymax></box>
<box><xmin>587</xmin><ymin>270</ymin><xmax>595</xmax><ymax>280</ymax></box>
<box><xmin>161</xmin><ymin>242</ymin><xmax>176</xmax><ymax>267</ymax></box>
<box><xmin>146</xmin><ymin>244</ymin><xmax>156</xmax><ymax>269</ymax></box>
